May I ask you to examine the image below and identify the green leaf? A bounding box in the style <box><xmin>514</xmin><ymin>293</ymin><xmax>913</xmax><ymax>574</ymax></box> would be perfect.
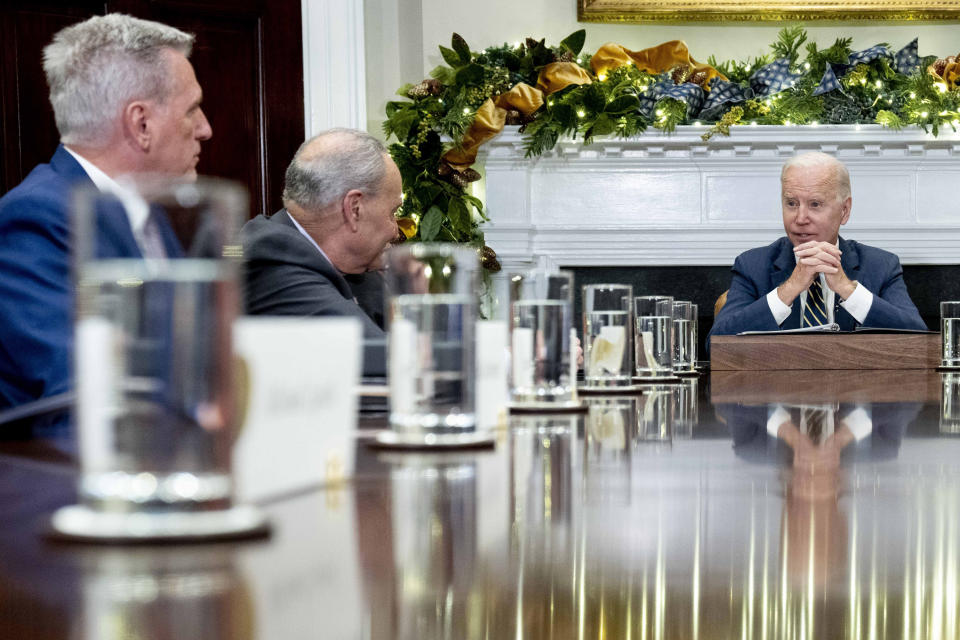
<box><xmin>430</xmin><ymin>65</ymin><xmax>456</xmax><ymax>85</ymax></box>
<box><xmin>502</xmin><ymin>51</ymin><xmax>522</xmax><ymax>72</ymax></box>
<box><xmin>455</xmin><ymin>63</ymin><xmax>484</xmax><ymax>86</ymax></box>
<box><xmin>605</xmin><ymin>95</ymin><xmax>640</xmax><ymax>114</ymax></box>
<box><xmin>439</xmin><ymin>46</ymin><xmax>461</xmax><ymax>68</ymax></box>
<box><xmin>582</xmin><ymin>83</ymin><xmax>605</xmax><ymax>113</ymax></box>
<box><xmin>451</xmin><ymin>33</ymin><xmax>472</xmax><ymax>65</ymax></box>
<box><xmin>388</xmin><ymin>110</ymin><xmax>418</xmax><ymax>141</ymax></box>
<box><xmin>589</xmin><ymin>113</ymin><xmax>616</xmax><ymax>136</ymax></box>
<box><xmin>420</xmin><ymin>206</ymin><xmax>443</xmax><ymax>241</ymax></box>
<box><xmin>448</xmin><ymin>197</ymin><xmax>471</xmax><ymax>232</ymax></box>
<box><xmin>560</xmin><ymin>29</ymin><xmax>586</xmax><ymax>56</ymax></box>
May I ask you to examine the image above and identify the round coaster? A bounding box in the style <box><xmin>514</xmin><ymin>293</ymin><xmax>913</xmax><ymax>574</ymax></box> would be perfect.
<box><xmin>48</xmin><ymin>504</ymin><xmax>270</xmax><ymax>544</ymax></box>
<box><xmin>367</xmin><ymin>429</ymin><xmax>497</xmax><ymax>450</ymax></box>
<box><xmin>633</xmin><ymin>375</ymin><xmax>682</xmax><ymax>384</ymax></box>
<box><xmin>577</xmin><ymin>384</ymin><xmax>644</xmax><ymax>395</ymax></box>
<box><xmin>509</xmin><ymin>400</ymin><xmax>588</xmax><ymax>414</ymax></box>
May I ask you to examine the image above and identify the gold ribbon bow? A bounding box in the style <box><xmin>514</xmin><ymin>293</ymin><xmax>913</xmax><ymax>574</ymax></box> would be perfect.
<box><xmin>591</xmin><ymin>40</ymin><xmax>726</xmax><ymax>89</ymax></box>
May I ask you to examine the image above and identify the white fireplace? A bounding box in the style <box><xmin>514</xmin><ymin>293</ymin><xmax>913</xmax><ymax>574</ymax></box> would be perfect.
<box><xmin>478</xmin><ymin>124</ymin><xmax>960</xmax><ymax>269</ymax></box>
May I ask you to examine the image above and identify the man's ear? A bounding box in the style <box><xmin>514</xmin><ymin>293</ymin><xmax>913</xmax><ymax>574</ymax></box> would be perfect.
<box><xmin>122</xmin><ymin>100</ymin><xmax>152</xmax><ymax>152</ymax></box>
<box><xmin>840</xmin><ymin>196</ymin><xmax>852</xmax><ymax>225</ymax></box>
<box><xmin>341</xmin><ymin>189</ymin><xmax>363</xmax><ymax>232</ymax></box>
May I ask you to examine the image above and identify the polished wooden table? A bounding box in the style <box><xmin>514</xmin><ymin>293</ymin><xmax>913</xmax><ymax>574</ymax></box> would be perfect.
<box><xmin>3</xmin><ymin>371</ymin><xmax>960</xmax><ymax>638</ymax></box>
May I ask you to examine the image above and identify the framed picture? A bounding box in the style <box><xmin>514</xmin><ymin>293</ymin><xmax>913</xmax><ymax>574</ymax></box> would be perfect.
<box><xmin>578</xmin><ymin>0</ymin><xmax>960</xmax><ymax>21</ymax></box>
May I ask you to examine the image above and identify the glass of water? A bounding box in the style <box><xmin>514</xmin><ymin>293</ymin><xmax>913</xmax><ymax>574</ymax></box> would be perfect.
<box><xmin>941</xmin><ymin>302</ymin><xmax>960</xmax><ymax>368</ymax></box>
<box><xmin>941</xmin><ymin>373</ymin><xmax>960</xmax><ymax>433</ymax></box>
<box><xmin>385</xmin><ymin>244</ymin><xmax>479</xmax><ymax>435</ymax></box>
<box><xmin>57</xmin><ymin>177</ymin><xmax>267</xmax><ymax>542</ymax></box>
<box><xmin>633</xmin><ymin>296</ymin><xmax>674</xmax><ymax>380</ymax></box>
<box><xmin>509</xmin><ymin>269</ymin><xmax>575</xmax><ymax>407</ymax></box>
<box><xmin>672</xmin><ymin>301</ymin><xmax>697</xmax><ymax>374</ymax></box>
<box><xmin>582</xmin><ymin>284</ymin><xmax>633</xmax><ymax>388</ymax></box>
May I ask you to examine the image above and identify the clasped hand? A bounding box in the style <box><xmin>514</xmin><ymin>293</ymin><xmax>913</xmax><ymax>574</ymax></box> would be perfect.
<box><xmin>777</xmin><ymin>240</ymin><xmax>856</xmax><ymax>305</ymax></box>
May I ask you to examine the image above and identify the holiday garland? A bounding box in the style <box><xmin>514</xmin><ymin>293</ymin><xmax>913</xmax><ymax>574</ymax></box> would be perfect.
<box><xmin>383</xmin><ymin>27</ymin><xmax>960</xmax><ymax>271</ymax></box>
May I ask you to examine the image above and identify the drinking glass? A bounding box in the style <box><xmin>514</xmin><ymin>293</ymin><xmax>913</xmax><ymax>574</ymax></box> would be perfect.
<box><xmin>57</xmin><ymin>177</ymin><xmax>267</xmax><ymax>541</ymax></box>
<box><xmin>672</xmin><ymin>301</ymin><xmax>697</xmax><ymax>373</ymax></box>
<box><xmin>509</xmin><ymin>269</ymin><xmax>575</xmax><ymax>406</ymax></box>
<box><xmin>582</xmin><ymin>284</ymin><xmax>633</xmax><ymax>388</ymax></box>
<box><xmin>633</xmin><ymin>296</ymin><xmax>674</xmax><ymax>379</ymax></box>
<box><xmin>941</xmin><ymin>302</ymin><xmax>960</xmax><ymax>368</ymax></box>
<box><xmin>385</xmin><ymin>244</ymin><xmax>479</xmax><ymax>434</ymax></box>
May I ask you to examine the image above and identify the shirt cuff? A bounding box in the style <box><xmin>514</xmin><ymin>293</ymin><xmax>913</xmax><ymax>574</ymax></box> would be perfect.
<box><xmin>766</xmin><ymin>289</ymin><xmax>792</xmax><ymax>326</ymax></box>
<box><xmin>839</xmin><ymin>282</ymin><xmax>873</xmax><ymax>324</ymax></box>
<box><xmin>841</xmin><ymin>406</ymin><xmax>873</xmax><ymax>441</ymax></box>
<box><xmin>767</xmin><ymin>404</ymin><xmax>791</xmax><ymax>437</ymax></box>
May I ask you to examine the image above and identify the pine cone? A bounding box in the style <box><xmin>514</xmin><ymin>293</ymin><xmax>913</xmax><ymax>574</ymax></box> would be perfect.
<box><xmin>670</xmin><ymin>64</ymin><xmax>693</xmax><ymax>85</ymax></box>
<box><xmin>689</xmin><ymin>71</ymin><xmax>709</xmax><ymax>88</ymax></box>
<box><xmin>480</xmin><ymin>246</ymin><xmax>501</xmax><ymax>272</ymax></box>
<box><xmin>556</xmin><ymin>51</ymin><xmax>575</xmax><ymax>63</ymax></box>
<box><xmin>931</xmin><ymin>56</ymin><xmax>952</xmax><ymax>78</ymax></box>
<box><xmin>408</xmin><ymin>78</ymin><xmax>444</xmax><ymax>98</ymax></box>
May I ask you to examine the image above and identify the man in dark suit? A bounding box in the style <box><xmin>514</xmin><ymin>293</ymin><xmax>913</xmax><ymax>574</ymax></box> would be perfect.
<box><xmin>0</xmin><ymin>15</ymin><xmax>213</xmax><ymax>410</ymax></box>
<box><xmin>242</xmin><ymin>129</ymin><xmax>401</xmax><ymax>374</ymax></box>
<box><xmin>709</xmin><ymin>152</ymin><xmax>926</xmax><ymax>341</ymax></box>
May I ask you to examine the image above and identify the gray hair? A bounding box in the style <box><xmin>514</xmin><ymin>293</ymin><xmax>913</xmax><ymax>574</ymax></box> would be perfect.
<box><xmin>43</xmin><ymin>14</ymin><xmax>194</xmax><ymax>146</ymax></box>
<box><xmin>282</xmin><ymin>129</ymin><xmax>388</xmax><ymax>213</ymax></box>
<box><xmin>781</xmin><ymin>151</ymin><xmax>851</xmax><ymax>201</ymax></box>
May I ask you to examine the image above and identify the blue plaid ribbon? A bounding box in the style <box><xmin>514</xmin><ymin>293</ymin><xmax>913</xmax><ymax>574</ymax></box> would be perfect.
<box><xmin>699</xmin><ymin>78</ymin><xmax>749</xmax><ymax>117</ymax></box>
<box><xmin>813</xmin><ymin>63</ymin><xmax>843</xmax><ymax>96</ymax></box>
<box><xmin>895</xmin><ymin>38</ymin><xmax>921</xmax><ymax>75</ymax></box>
<box><xmin>638</xmin><ymin>80</ymin><xmax>705</xmax><ymax>119</ymax></box>
<box><xmin>750</xmin><ymin>58</ymin><xmax>804</xmax><ymax>97</ymax></box>
<box><xmin>847</xmin><ymin>44</ymin><xmax>893</xmax><ymax>67</ymax></box>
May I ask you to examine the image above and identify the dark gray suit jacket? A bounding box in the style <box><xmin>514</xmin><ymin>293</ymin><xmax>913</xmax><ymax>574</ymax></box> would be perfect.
<box><xmin>241</xmin><ymin>209</ymin><xmax>386</xmax><ymax>375</ymax></box>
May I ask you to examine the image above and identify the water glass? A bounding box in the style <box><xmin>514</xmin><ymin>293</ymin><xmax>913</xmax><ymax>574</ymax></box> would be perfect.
<box><xmin>633</xmin><ymin>295</ymin><xmax>674</xmax><ymax>379</ymax></box>
<box><xmin>941</xmin><ymin>302</ymin><xmax>960</xmax><ymax>368</ymax></box>
<box><xmin>509</xmin><ymin>270</ymin><xmax>575</xmax><ymax>406</ymax></box>
<box><xmin>63</xmin><ymin>177</ymin><xmax>267</xmax><ymax>540</ymax></box>
<box><xmin>672</xmin><ymin>301</ymin><xmax>697</xmax><ymax>373</ymax></box>
<box><xmin>385</xmin><ymin>244</ymin><xmax>479</xmax><ymax>431</ymax></box>
<box><xmin>582</xmin><ymin>284</ymin><xmax>633</xmax><ymax>388</ymax></box>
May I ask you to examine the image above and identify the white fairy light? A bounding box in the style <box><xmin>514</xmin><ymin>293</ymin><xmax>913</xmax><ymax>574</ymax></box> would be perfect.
<box><xmin>577</xmin><ymin>109</ymin><xmax>586</xmax><ymax>118</ymax></box>
<box><xmin>463</xmin><ymin>108</ymin><xmax>470</xmax><ymax>115</ymax></box>
<box><xmin>920</xmin><ymin>111</ymin><xmax>929</xmax><ymax>118</ymax></box>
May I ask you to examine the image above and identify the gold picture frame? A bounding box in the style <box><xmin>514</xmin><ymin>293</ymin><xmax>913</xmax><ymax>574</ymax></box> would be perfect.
<box><xmin>578</xmin><ymin>0</ymin><xmax>960</xmax><ymax>22</ymax></box>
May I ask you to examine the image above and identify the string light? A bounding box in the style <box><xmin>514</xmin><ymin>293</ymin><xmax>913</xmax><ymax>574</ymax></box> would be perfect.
<box><xmin>463</xmin><ymin>107</ymin><xmax>470</xmax><ymax>115</ymax></box>
<box><xmin>920</xmin><ymin>111</ymin><xmax>929</xmax><ymax>118</ymax></box>
<box><xmin>577</xmin><ymin>109</ymin><xmax>586</xmax><ymax>118</ymax></box>
<box><xmin>547</xmin><ymin>100</ymin><xmax>554</xmax><ymax>107</ymax></box>
<box><xmin>811</xmin><ymin>121</ymin><xmax>819</xmax><ymax>126</ymax></box>
<box><xmin>750</xmin><ymin>121</ymin><xmax>758</xmax><ymax>126</ymax></box>
<box><xmin>656</xmin><ymin>109</ymin><xmax>664</xmax><ymax>117</ymax></box>
<box><xmin>784</xmin><ymin>119</ymin><xmax>792</xmax><ymax>126</ymax></box>
<box><xmin>598</xmin><ymin>73</ymin><xmax>607</xmax><ymax>81</ymax></box>
<box><xmin>694</xmin><ymin>121</ymin><xmax>702</xmax><ymax>126</ymax></box>
<box><xmin>860</xmin><ymin>78</ymin><xmax>867</xmax><ymax>85</ymax></box>
<box><xmin>935</xmin><ymin>82</ymin><xmax>948</xmax><ymax>93</ymax></box>
<box><xmin>909</xmin><ymin>92</ymin><xmax>916</xmax><ymax>99</ymax></box>
<box><xmin>875</xmin><ymin>80</ymin><xmax>883</xmax><ymax>89</ymax></box>
<box><xmin>804</xmin><ymin>62</ymin><xmax>811</xmax><ymax>70</ymax></box>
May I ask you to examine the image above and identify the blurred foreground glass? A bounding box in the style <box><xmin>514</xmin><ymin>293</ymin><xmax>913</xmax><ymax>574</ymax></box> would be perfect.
<box><xmin>633</xmin><ymin>296</ymin><xmax>674</xmax><ymax>379</ymax></box>
<box><xmin>672</xmin><ymin>301</ymin><xmax>697</xmax><ymax>373</ymax></box>
<box><xmin>67</xmin><ymin>177</ymin><xmax>264</xmax><ymax>538</ymax></box>
<box><xmin>582</xmin><ymin>284</ymin><xmax>633</xmax><ymax>388</ymax></box>
<box><xmin>941</xmin><ymin>302</ymin><xmax>960</xmax><ymax>368</ymax></box>
<box><xmin>385</xmin><ymin>244</ymin><xmax>479</xmax><ymax>431</ymax></box>
<box><xmin>509</xmin><ymin>269</ymin><xmax>575</xmax><ymax>406</ymax></box>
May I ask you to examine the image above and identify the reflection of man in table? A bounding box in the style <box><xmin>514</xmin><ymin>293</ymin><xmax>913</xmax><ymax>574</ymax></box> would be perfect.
<box><xmin>708</xmin><ymin>152</ymin><xmax>926</xmax><ymax>340</ymax></box>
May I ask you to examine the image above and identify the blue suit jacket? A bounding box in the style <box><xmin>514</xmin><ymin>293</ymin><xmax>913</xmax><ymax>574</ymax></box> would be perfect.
<box><xmin>709</xmin><ymin>236</ymin><xmax>926</xmax><ymax>342</ymax></box>
<box><xmin>0</xmin><ymin>146</ymin><xmax>147</xmax><ymax>410</ymax></box>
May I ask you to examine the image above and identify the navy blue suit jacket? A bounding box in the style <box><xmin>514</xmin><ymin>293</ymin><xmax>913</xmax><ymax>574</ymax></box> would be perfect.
<box><xmin>0</xmin><ymin>146</ymin><xmax>146</xmax><ymax>410</ymax></box>
<box><xmin>709</xmin><ymin>236</ymin><xmax>926</xmax><ymax>342</ymax></box>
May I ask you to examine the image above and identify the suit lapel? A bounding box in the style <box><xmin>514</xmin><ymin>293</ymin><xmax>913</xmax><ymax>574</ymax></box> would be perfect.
<box><xmin>770</xmin><ymin>238</ymin><xmax>803</xmax><ymax>329</ymax></box>
<box><xmin>835</xmin><ymin>236</ymin><xmax>860</xmax><ymax>330</ymax></box>
<box><xmin>274</xmin><ymin>209</ymin><xmax>355</xmax><ymax>300</ymax></box>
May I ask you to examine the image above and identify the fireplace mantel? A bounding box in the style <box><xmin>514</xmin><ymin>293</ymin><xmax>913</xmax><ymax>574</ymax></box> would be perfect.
<box><xmin>478</xmin><ymin>125</ymin><xmax>960</xmax><ymax>269</ymax></box>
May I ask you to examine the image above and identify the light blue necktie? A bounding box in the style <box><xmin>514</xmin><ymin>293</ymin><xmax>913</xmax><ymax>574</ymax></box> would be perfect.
<box><xmin>802</xmin><ymin>278</ymin><xmax>829</xmax><ymax>327</ymax></box>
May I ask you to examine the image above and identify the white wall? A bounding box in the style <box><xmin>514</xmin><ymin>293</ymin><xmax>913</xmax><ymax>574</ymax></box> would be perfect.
<box><xmin>363</xmin><ymin>0</ymin><xmax>960</xmax><ymax>136</ymax></box>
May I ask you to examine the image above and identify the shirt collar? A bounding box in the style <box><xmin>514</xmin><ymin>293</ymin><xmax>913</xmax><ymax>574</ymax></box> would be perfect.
<box><xmin>63</xmin><ymin>146</ymin><xmax>150</xmax><ymax>235</ymax></box>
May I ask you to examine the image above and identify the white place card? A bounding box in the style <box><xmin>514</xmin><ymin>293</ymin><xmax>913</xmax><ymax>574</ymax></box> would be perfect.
<box><xmin>232</xmin><ymin>317</ymin><xmax>361</xmax><ymax>503</ymax></box>
<box><xmin>476</xmin><ymin>319</ymin><xmax>509</xmax><ymax>429</ymax></box>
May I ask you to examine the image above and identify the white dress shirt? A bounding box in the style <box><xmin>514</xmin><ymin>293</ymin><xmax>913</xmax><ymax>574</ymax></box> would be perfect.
<box><xmin>764</xmin><ymin>242</ymin><xmax>874</xmax><ymax>326</ymax></box>
<box><xmin>766</xmin><ymin>404</ymin><xmax>873</xmax><ymax>441</ymax></box>
<box><xmin>63</xmin><ymin>147</ymin><xmax>154</xmax><ymax>257</ymax></box>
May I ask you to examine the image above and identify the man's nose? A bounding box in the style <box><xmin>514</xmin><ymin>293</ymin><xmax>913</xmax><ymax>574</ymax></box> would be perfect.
<box><xmin>795</xmin><ymin>205</ymin><xmax>811</xmax><ymax>223</ymax></box>
<box><xmin>196</xmin><ymin>109</ymin><xmax>213</xmax><ymax>140</ymax></box>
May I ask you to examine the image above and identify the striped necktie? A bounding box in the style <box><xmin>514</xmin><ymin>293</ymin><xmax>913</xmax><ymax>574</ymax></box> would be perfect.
<box><xmin>802</xmin><ymin>278</ymin><xmax>829</xmax><ymax>327</ymax></box>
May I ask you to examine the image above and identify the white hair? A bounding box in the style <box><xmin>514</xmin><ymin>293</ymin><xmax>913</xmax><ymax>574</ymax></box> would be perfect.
<box><xmin>282</xmin><ymin>129</ymin><xmax>388</xmax><ymax>214</ymax></box>
<box><xmin>42</xmin><ymin>14</ymin><xmax>194</xmax><ymax>146</ymax></box>
<box><xmin>781</xmin><ymin>151</ymin><xmax>851</xmax><ymax>201</ymax></box>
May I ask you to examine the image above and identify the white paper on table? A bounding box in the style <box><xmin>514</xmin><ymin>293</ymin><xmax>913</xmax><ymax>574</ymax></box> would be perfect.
<box><xmin>588</xmin><ymin>325</ymin><xmax>626</xmax><ymax>376</ymax></box>
<box><xmin>233</xmin><ymin>317</ymin><xmax>361</xmax><ymax>503</ymax></box>
<box><xmin>389</xmin><ymin>317</ymin><xmax>417</xmax><ymax>416</ymax></box>
<box><xmin>476</xmin><ymin>320</ymin><xmax>509</xmax><ymax>428</ymax></box>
